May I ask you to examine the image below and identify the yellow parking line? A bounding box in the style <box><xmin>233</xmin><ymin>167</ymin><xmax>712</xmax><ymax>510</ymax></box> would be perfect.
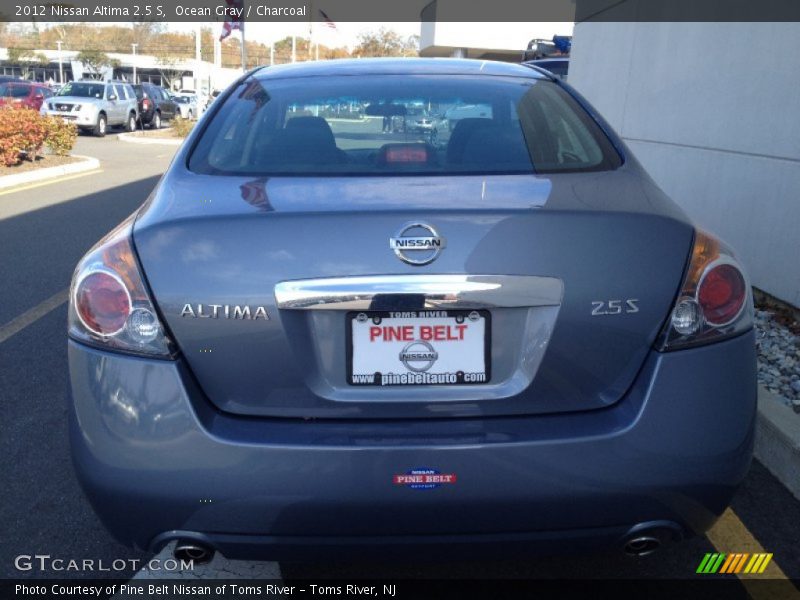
<box><xmin>0</xmin><ymin>169</ymin><xmax>103</xmax><ymax>197</ymax></box>
<box><xmin>0</xmin><ymin>288</ymin><xmax>69</xmax><ymax>344</ymax></box>
<box><xmin>706</xmin><ymin>508</ymin><xmax>799</xmax><ymax>599</ymax></box>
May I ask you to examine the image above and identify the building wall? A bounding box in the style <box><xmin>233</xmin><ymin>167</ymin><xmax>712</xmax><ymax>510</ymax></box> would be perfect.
<box><xmin>419</xmin><ymin>20</ymin><xmax>573</xmax><ymax>59</ymax></box>
<box><xmin>569</xmin><ymin>21</ymin><xmax>800</xmax><ymax>306</ymax></box>
<box><xmin>1</xmin><ymin>48</ymin><xmax>240</xmax><ymax>92</ymax></box>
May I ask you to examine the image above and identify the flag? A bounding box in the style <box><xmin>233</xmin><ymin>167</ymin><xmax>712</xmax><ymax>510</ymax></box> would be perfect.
<box><xmin>220</xmin><ymin>20</ymin><xmax>243</xmax><ymax>42</ymax></box>
<box><xmin>220</xmin><ymin>0</ymin><xmax>245</xmax><ymax>41</ymax></box>
<box><xmin>319</xmin><ymin>9</ymin><xmax>337</xmax><ymax>30</ymax></box>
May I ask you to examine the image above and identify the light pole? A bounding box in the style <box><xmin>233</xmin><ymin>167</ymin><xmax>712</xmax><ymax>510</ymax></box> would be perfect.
<box><xmin>56</xmin><ymin>41</ymin><xmax>63</xmax><ymax>84</ymax></box>
<box><xmin>131</xmin><ymin>43</ymin><xmax>138</xmax><ymax>83</ymax></box>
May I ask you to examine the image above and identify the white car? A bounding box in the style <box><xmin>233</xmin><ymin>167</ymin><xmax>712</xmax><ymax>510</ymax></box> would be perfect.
<box><xmin>173</xmin><ymin>94</ymin><xmax>198</xmax><ymax>120</ymax></box>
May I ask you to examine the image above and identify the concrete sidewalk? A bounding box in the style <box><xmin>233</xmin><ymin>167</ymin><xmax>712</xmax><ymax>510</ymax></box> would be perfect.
<box><xmin>755</xmin><ymin>386</ymin><xmax>800</xmax><ymax>500</ymax></box>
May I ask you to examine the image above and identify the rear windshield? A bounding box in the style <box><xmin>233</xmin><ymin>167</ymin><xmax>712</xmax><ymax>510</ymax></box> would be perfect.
<box><xmin>0</xmin><ymin>84</ymin><xmax>31</xmax><ymax>98</ymax></box>
<box><xmin>188</xmin><ymin>74</ymin><xmax>621</xmax><ymax>176</ymax></box>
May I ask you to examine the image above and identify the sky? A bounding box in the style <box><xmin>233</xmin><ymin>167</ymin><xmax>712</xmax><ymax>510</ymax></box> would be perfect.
<box><xmin>165</xmin><ymin>21</ymin><xmax>420</xmax><ymax>50</ymax></box>
<box><xmin>165</xmin><ymin>22</ymin><xmax>574</xmax><ymax>52</ymax></box>
<box><xmin>27</xmin><ymin>21</ymin><xmax>574</xmax><ymax>54</ymax></box>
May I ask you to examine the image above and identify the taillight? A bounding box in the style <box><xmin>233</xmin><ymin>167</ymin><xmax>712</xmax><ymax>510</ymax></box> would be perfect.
<box><xmin>69</xmin><ymin>216</ymin><xmax>174</xmax><ymax>357</ymax></box>
<box><xmin>658</xmin><ymin>230</ymin><xmax>753</xmax><ymax>350</ymax></box>
<box><xmin>74</xmin><ymin>271</ymin><xmax>131</xmax><ymax>336</ymax></box>
<box><xmin>143</xmin><ymin>98</ymin><xmax>151</xmax><ymax>110</ymax></box>
<box><xmin>698</xmin><ymin>262</ymin><xmax>747</xmax><ymax>326</ymax></box>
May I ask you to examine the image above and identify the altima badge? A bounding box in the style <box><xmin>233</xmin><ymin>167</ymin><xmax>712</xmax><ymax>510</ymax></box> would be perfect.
<box><xmin>389</xmin><ymin>222</ymin><xmax>446</xmax><ymax>266</ymax></box>
<box><xmin>181</xmin><ymin>304</ymin><xmax>269</xmax><ymax>320</ymax></box>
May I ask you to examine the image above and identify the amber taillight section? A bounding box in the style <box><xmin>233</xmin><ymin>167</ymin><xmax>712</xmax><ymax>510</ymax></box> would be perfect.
<box><xmin>658</xmin><ymin>229</ymin><xmax>752</xmax><ymax>350</ymax></box>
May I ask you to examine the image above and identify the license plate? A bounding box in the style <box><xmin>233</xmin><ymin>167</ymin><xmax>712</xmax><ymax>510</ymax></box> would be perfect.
<box><xmin>347</xmin><ymin>310</ymin><xmax>490</xmax><ymax>386</ymax></box>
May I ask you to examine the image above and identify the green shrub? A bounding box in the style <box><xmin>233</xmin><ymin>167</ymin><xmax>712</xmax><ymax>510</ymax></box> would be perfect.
<box><xmin>44</xmin><ymin>116</ymin><xmax>78</xmax><ymax>156</ymax></box>
<box><xmin>0</xmin><ymin>107</ymin><xmax>48</xmax><ymax>166</ymax></box>
<box><xmin>172</xmin><ymin>117</ymin><xmax>195</xmax><ymax>138</ymax></box>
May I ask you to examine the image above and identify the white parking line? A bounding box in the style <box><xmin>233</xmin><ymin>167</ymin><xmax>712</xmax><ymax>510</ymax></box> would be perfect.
<box><xmin>0</xmin><ymin>288</ymin><xmax>69</xmax><ymax>344</ymax></box>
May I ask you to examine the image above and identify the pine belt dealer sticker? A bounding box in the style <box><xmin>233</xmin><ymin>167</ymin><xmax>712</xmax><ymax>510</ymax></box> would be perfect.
<box><xmin>394</xmin><ymin>468</ymin><xmax>457</xmax><ymax>489</ymax></box>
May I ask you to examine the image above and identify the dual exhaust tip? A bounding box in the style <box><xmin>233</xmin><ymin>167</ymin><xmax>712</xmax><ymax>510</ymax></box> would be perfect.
<box><xmin>623</xmin><ymin>535</ymin><xmax>662</xmax><ymax>557</ymax></box>
<box><xmin>174</xmin><ymin>541</ymin><xmax>215</xmax><ymax>565</ymax></box>
<box><xmin>621</xmin><ymin>521</ymin><xmax>683</xmax><ymax>557</ymax></box>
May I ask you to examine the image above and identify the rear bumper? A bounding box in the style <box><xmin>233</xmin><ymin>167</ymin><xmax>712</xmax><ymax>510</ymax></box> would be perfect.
<box><xmin>68</xmin><ymin>331</ymin><xmax>756</xmax><ymax>559</ymax></box>
<box><xmin>42</xmin><ymin>110</ymin><xmax>96</xmax><ymax>127</ymax></box>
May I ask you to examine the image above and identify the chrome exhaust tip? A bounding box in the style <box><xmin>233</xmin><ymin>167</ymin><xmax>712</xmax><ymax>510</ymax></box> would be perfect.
<box><xmin>623</xmin><ymin>535</ymin><xmax>662</xmax><ymax>557</ymax></box>
<box><xmin>174</xmin><ymin>541</ymin><xmax>215</xmax><ymax>565</ymax></box>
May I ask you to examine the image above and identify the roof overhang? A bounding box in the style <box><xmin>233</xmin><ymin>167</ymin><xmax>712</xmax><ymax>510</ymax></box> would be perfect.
<box><xmin>419</xmin><ymin>45</ymin><xmax>522</xmax><ymax>62</ymax></box>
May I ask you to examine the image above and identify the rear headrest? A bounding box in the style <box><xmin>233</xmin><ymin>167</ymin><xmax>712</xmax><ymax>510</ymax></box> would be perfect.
<box><xmin>446</xmin><ymin>118</ymin><xmax>496</xmax><ymax>164</ymax></box>
<box><xmin>460</xmin><ymin>128</ymin><xmax>533</xmax><ymax>171</ymax></box>
<box><xmin>253</xmin><ymin>127</ymin><xmax>345</xmax><ymax>168</ymax></box>
<box><xmin>285</xmin><ymin>116</ymin><xmax>337</xmax><ymax>148</ymax></box>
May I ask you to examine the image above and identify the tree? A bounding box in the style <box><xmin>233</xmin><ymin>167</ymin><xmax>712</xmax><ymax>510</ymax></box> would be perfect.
<box><xmin>154</xmin><ymin>53</ymin><xmax>185</xmax><ymax>90</ymax></box>
<box><xmin>76</xmin><ymin>48</ymin><xmax>111</xmax><ymax>80</ymax></box>
<box><xmin>131</xmin><ymin>21</ymin><xmax>164</xmax><ymax>48</ymax></box>
<box><xmin>352</xmin><ymin>28</ymin><xmax>419</xmax><ymax>58</ymax></box>
<box><xmin>6</xmin><ymin>47</ymin><xmax>44</xmax><ymax>79</ymax></box>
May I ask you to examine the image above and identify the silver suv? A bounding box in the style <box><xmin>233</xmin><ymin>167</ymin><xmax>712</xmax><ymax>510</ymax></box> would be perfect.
<box><xmin>42</xmin><ymin>80</ymin><xmax>138</xmax><ymax>137</ymax></box>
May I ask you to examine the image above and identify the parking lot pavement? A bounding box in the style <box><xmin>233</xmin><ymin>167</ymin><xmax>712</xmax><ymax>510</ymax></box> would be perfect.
<box><xmin>1</xmin><ymin>134</ymin><xmax>173</xmax><ymax>580</ymax></box>
<box><xmin>130</xmin><ymin>544</ymin><xmax>282</xmax><ymax>581</ymax></box>
<box><xmin>1</xmin><ymin>133</ymin><xmax>799</xmax><ymax>587</ymax></box>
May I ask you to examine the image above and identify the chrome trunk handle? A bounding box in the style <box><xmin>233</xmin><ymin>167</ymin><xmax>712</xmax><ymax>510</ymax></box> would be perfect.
<box><xmin>274</xmin><ymin>275</ymin><xmax>563</xmax><ymax>310</ymax></box>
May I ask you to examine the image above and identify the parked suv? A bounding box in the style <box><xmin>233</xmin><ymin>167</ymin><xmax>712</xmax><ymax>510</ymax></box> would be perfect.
<box><xmin>132</xmin><ymin>83</ymin><xmax>178</xmax><ymax>129</ymax></box>
<box><xmin>42</xmin><ymin>80</ymin><xmax>138</xmax><ymax>137</ymax></box>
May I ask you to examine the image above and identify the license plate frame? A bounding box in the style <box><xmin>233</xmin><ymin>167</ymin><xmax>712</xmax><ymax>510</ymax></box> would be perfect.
<box><xmin>346</xmin><ymin>309</ymin><xmax>491</xmax><ymax>387</ymax></box>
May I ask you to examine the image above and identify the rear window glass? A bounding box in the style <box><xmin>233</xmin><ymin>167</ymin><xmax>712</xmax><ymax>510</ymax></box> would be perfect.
<box><xmin>188</xmin><ymin>74</ymin><xmax>621</xmax><ymax>176</ymax></box>
<box><xmin>0</xmin><ymin>84</ymin><xmax>31</xmax><ymax>98</ymax></box>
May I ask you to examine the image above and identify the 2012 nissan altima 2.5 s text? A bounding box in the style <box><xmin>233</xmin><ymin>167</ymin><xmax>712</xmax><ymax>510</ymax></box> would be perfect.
<box><xmin>67</xmin><ymin>58</ymin><xmax>756</xmax><ymax>563</ymax></box>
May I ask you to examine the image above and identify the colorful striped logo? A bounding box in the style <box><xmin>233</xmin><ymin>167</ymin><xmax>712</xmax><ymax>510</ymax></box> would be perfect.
<box><xmin>696</xmin><ymin>553</ymin><xmax>773</xmax><ymax>574</ymax></box>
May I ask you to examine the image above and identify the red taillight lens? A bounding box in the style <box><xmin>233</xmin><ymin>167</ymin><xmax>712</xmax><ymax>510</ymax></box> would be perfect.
<box><xmin>69</xmin><ymin>216</ymin><xmax>174</xmax><ymax>357</ymax></box>
<box><xmin>697</xmin><ymin>263</ymin><xmax>746</xmax><ymax>326</ymax></box>
<box><xmin>658</xmin><ymin>229</ymin><xmax>753</xmax><ymax>350</ymax></box>
<box><xmin>143</xmin><ymin>98</ymin><xmax>151</xmax><ymax>110</ymax></box>
<box><xmin>75</xmin><ymin>271</ymin><xmax>131</xmax><ymax>336</ymax></box>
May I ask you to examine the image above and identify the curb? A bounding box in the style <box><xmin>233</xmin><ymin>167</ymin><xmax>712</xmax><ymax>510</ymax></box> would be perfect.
<box><xmin>755</xmin><ymin>385</ymin><xmax>800</xmax><ymax>500</ymax></box>
<box><xmin>118</xmin><ymin>132</ymin><xmax>183</xmax><ymax>146</ymax></box>
<box><xmin>0</xmin><ymin>154</ymin><xmax>100</xmax><ymax>190</ymax></box>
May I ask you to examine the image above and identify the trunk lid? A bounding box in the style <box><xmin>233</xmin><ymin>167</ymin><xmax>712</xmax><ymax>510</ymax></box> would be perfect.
<box><xmin>134</xmin><ymin>166</ymin><xmax>692</xmax><ymax>419</ymax></box>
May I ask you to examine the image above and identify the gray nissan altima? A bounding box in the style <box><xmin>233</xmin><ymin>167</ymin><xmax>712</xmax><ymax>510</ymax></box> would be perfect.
<box><xmin>67</xmin><ymin>58</ymin><xmax>756</xmax><ymax>563</ymax></box>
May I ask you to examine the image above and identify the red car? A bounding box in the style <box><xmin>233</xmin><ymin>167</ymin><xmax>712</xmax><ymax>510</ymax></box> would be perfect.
<box><xmin>0</xmin><ymin>82</ymin><xmax>53</xmax><ymax>111</ymax></box>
